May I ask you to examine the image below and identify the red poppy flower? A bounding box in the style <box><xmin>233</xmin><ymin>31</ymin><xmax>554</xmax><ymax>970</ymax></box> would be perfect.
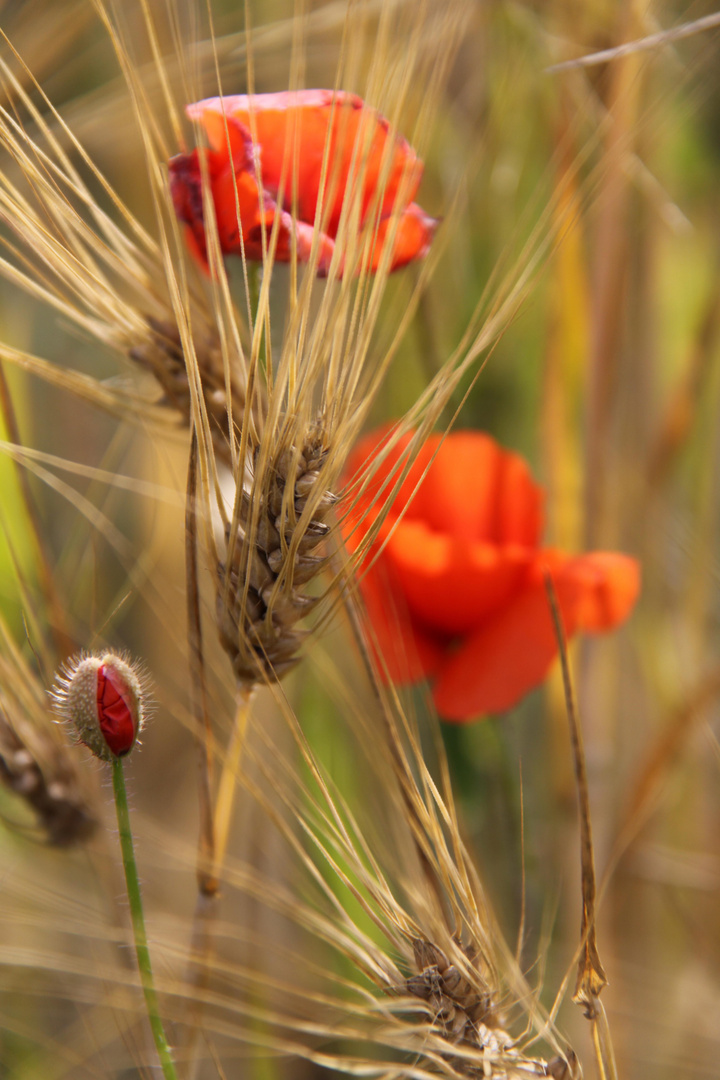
<box><xmin>169</xmin><ymin>90</ymin><xmax>437</xmax><ymax>276</ymax></box>
<box><xmin>342</xmin><ymin>428</ymin><xmax>640</xmax><ymax>721</ymax></box>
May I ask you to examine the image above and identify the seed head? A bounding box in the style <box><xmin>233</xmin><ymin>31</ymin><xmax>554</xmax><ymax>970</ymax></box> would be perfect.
<box><xmin>218</xmin><ymin>424</ymin><xmax>335</xmax><ymax>684</ymax></box>
<box><xmin>51</xmin><ymin>653</ymin><xmax>148</xmax><ymax>763</ymax></box>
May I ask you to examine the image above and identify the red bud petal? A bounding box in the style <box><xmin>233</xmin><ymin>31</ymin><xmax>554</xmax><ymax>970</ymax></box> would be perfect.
<box><xmin>97</xmin><ymin>663</ymin><xmax>139</xmax><ymax>756</ymax></box>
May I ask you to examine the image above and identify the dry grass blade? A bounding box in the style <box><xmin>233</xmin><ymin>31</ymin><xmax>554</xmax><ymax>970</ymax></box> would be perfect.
<box><xmin>547</xmin><ymin>11</ymin><xmax>720</xmax><ymax>73</ymax></box>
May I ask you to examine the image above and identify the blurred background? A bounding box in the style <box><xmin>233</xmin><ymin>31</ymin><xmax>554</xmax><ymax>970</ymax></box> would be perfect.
<box><xmin>1</xmin><ymin>1</ymin><xmax>720</xmax><ymax>1077</ymax></box>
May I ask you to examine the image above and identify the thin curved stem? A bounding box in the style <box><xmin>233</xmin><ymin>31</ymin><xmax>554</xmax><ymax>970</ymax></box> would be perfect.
<box><xmin>111</xmin><ymin>756</ymin><xmax>179</xmax><ymax>1080</ymax></box>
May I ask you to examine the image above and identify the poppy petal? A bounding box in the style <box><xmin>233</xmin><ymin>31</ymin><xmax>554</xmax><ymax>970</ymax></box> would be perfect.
<box><xmin>170</xmin><ymin>140</ymin><xmax>266</xmax><ymax>266</ymax></box>
<box><xmin>170</xmin><ymin>144</ymin><xmax>336</xmax><ymax>272</ymax></box>
<box><xmin>186</xmin><ymin>91</ymin><xmax>423</xmax><ymax>239</ymax></box>
<box><xmin>343</xmin><ymin>427</ymin><xmax>439</xmax><ymax>522</ymax></box>
<box><xmin>210</xmin><ymin>164</ymin><xmax>271</xmax><ymax>254</ymax></box>
<box><xmin>384</xmin><ymin>517</ymin><xmax>533</xmax><ymax>635</ymax></box>
<box><xmin>555</xmin><ymin>551</ymin><xmax>641</xmax><ymax>632</ymax></box>
<box><xmin>289</xmin><ymin>217</ymin><xmax>335</xmax><ymax>274</ymax></box>
<box><xmin>169</xmin><ymin>149</ymin><xmax>213</xmax><ymax>266</ymax></box>
<box><xmin>496</xmin><ymin>450</ymin><xmax>544</xmax><ymax>547</ymax></box>
<box><xmin>432</xmin><ymin>550</ymin><xmax>639</xmax><ymax>720</ymax></box>
<box><xmin>357</xmin><ymin>559</ymin><xmax>443</xmax><ymax>684</ymax></box>
<box><xmin>360</xmin><ymin>203</ymin><xmax>439</xmax><ymax>273</ymax></box>
<box><xmin>431</xmin><ymin>567</ymin><xmax>572</xmax><ymax>720</ymax></box>
<box><xmin>405</xmin><ymin>432</ymin><xmax>544</xmax><ymax>545</ymax></box>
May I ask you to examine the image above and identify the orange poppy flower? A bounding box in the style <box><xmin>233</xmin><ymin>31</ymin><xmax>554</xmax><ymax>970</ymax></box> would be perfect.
<box><xmin>169</xmin><ymin>90</ymin><xmax>437</xmax><ymax>275</ymax></box>
<box><xmin>342</xmin><ymin>428</ymin><xmax>640</xmax><ymax>721</ymax></box>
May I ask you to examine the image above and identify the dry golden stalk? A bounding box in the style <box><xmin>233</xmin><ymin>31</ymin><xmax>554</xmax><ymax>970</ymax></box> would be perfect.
<box><xmin>218</xmin><ymin>421</ymin><xmax>336</xmax><ymax>683</ymax></box>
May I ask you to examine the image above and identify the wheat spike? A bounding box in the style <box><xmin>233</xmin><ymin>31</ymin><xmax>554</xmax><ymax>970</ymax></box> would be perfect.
<box><xmin>0</xmin><ymin>617</ymin><xmax>98</xmax><ymax>846</ymax></box>
<box><xmin>218</xmin><ymin>421</ymin><xmax>335</xmax><ymax>681</ymax></box>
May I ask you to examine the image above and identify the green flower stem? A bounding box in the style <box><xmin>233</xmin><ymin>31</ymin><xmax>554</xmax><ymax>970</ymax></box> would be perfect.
<box><xmin>112</xmin><ymin>756</ymin><xmax>179</xmax><ymax>1080</ymax></box>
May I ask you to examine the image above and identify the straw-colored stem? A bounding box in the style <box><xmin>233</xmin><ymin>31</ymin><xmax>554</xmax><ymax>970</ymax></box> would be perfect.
<box><xmin>213</xmin><ymin>684</ymin><xmax>254</xmax><ymax>879</ymax></box>
<box><xmin>591</xmin><ymin>1022</ymin><xmax>609</xmax><ymax>1080</ymax></box>
<box><xmin>111</xmin><ymin>757</ymin><xmax>178</xmax><ymax>1080</ymax></box>
<box><xmin>591</xmin><ymin>1000</ymin><xmax>618</xmax><ymax>1080</ymax></box>
<box><xmin>183</xmin><ymin>684</ymin><xmax>254</xmax><ymax>1080</ymax></box>
<box><xmin>186</xmin><ymin>430</ymin><xmax>218</xmax><ymax>897</ymax></box>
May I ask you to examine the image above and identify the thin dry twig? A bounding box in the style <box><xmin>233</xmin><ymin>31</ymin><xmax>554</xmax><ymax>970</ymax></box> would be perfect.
<box><xmin>547</xmin><ymin>12</ymin><xmax>720</xmax><ymax>74</ymax></box>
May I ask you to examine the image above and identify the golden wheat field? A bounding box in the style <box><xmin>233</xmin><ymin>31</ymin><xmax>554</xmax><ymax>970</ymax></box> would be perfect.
<box><xmin>0</xmin><ymin>1</ymin><xmax>719</xmax><ymax>1077</ymax></box>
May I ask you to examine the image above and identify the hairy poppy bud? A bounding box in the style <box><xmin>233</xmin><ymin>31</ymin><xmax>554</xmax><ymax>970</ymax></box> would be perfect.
<box><xmin>51</xmin><ymin>653</ymin><xmax>147</xmax><ymax>762</ymax></box>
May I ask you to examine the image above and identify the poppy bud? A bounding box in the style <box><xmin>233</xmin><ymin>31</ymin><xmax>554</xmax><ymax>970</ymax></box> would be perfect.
<box><xmin>51</xmin><ymin>653</ymin><xmax>147</xmax><ymax>762</ymax></box>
